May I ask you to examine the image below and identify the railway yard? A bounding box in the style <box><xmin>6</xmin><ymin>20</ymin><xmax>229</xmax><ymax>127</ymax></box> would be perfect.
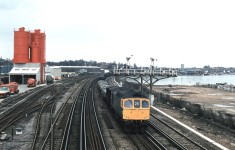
<box><xmin>0</xmin><ymin>75</ymin><xmax>235</xmax><ymax>149</ymax></box>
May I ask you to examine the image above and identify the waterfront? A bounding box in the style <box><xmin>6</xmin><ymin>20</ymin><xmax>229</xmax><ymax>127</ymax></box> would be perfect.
<box><xmin>155</xmin><ymin>75</ymin><xmax>235</xmax><ymax>85</ymax></box>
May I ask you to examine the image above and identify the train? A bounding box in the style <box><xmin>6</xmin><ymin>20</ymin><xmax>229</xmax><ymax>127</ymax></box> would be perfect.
<box><xmin>98</xmin><ymin>80</ymin><xmax>150</xmax><ymax>132</ymax></box>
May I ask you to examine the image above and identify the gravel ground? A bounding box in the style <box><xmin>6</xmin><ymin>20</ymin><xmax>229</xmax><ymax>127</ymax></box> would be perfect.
<box><xmin>0</xmin><ymin>115</ymin><xmax>36</xmax><ymax>150</ymax></box>
<box><xmin>154</xmin><ymin>85</ymin><xmax>235</xmax><ymax>114</ymax></box>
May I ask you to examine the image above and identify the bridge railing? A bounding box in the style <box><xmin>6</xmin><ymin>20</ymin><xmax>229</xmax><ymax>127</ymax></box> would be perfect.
<box><xmin>113</xmin><ymin>68</ymin><xmax>177</xmax><ymax>76</ymax></box>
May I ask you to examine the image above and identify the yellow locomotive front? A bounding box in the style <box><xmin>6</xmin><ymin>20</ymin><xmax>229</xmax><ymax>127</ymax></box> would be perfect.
<box><xmin>122</xmin><ymin>98</ymin><xmax>150</xmax><ymax>120</ymax></box>
<box><xmin>105</xmin><ymin>86</ymin><xmax>150</xmax><ymax>132</ymax></box>
<box><xmin>121</xmin><ymin>98</ymin><xmax>150</xmax><ymax>131</ymax></box>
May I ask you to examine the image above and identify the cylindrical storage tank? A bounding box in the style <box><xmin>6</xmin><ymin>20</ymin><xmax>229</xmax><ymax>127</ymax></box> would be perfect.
<box><xmin>30</xmin><ymin>33</ymin><xmax>34</xmax><ymax>47</ymax></box>
<box><xmin>31</xmin><ymin>42</ymin><xmax>40</xmax><ymax>62</ymax></box>
<box><xmin>40</xmin><ymin>33</ymin><xmax>46</xmax><ymax>63</ymax></box>
<box><xmin>31</xmin><ymin>30</ymin><xmax>41</xmax><ymax>63</ymax></box>
<box><xmin>13</xmin><ymin>27</ymin><xmax>30</xmax><ymax>63</ymax></box>
<box><xmin>29</xmin><ymin>32</ymin><xmax>34</xmax><ymax>62</ymax></box>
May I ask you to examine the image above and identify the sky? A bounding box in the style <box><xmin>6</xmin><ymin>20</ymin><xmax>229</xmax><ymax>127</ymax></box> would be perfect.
<box><xmin>0</xmin><ymin>0</ymin><xmax>235</xmax><ymax>68</ymax></box>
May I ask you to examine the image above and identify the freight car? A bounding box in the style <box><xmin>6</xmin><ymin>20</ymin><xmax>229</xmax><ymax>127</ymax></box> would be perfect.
<box><xmin>46</xmin><ymin>75</ymin><xmax>54</xmax><ymax>85</ymax></box>
<box><xmin>105</xmin><ymin>86</ymin><xmax>150</xmax><ymax>132</ymax></box>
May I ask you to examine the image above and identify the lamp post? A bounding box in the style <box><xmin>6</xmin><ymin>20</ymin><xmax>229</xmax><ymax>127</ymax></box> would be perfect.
<box><xmin>150</xmin><ymin>58</ymin><xmax>157</xmax><ymax>74</ymax></box>
<box><xmin>126</xmin><ymin>55</ymin><xmax>133</xmax><ymax>74</ymax></box>
<box><xmin>149</xmin><ymin>58</ymin><xmax>157</xmax><ymax>106</ymax></box>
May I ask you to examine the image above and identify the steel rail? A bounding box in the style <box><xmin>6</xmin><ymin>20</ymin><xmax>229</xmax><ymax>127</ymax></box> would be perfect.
<box><xmin>136</xmin><ymin>133</ymin><xmax>154</xmax><ymax>150</ymax></box>
<box><xmin>151</xmin><ymin>106</ymin><xmax>229</xmax><ymax>150</ymax></box>
<box><xmin>144</xmin><ymin>131</ymin><xmax>167</xmax><ymax>150</ymax></box>
<box><xmin>90</xmin><ymin>81</ymin><xmax>106</xmax><ymax>150</ymax></box>
<box><xmin>80</xmin><ymin>86</ymin><xmax>88</xmax><ymax>150</ymax></box>
<box><xmin>31</xmin><ymin>85</ymin><xmax>66</xmax><ymax>150</ymax></box>
<box><xmin>0</xmin><ymin>86</ymin><xmax>52</xmax><ymax>133</ymax></box>
<box><xmin>149</xmin><ymin>121</ymin><xmax>188</xmax><ymax>150</ymax></box>
<box><xmin>30</xmin><ymin>94</ymin><xmax>55</xmax><ymax>150</ymax></box>
<box><xmin>59</xmin><ymin>79</ymin><xmax>90</xmax><ymax>150</ymax></box>
<box><xmin>39</xmin><ymin>81</ymin><xmax>84</xmax><ymax>149</ymax></box>
<box><xmin>0</xmin><ymin>86</ymin><xmax>50</xmax><ymax>120</ymax></box>
<box><xmin>151</xmin><ymin>114</ymin><xmax>207</xmax><ymax>150</ymax></box>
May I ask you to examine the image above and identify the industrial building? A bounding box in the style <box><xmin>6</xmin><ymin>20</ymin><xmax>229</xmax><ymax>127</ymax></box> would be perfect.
<box><xmin>9</xmin><ymin>27</ymin><xmax>46</xmax><ymax>84</ymax></box>
<box><xmin>46</xmin><ymin>66</ymin><xmax>103</xmax><ymax>78</ymax></box>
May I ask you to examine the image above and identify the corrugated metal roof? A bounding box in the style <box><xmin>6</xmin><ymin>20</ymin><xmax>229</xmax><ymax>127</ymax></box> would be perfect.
<box><xmin>9</xmin><ymin>67</ymin><xmax>40</xmax><ymax>75</ymax></box>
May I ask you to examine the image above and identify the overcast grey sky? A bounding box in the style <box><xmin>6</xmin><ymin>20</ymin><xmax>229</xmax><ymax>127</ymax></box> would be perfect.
<box><xmin>0</xmin><ymin>0</ymin><xmax>235</xmax><ymax>68</ymax></box>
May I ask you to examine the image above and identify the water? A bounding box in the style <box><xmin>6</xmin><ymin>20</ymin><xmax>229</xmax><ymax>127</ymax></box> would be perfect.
<box><xmin>154</xmin><ymin>75</ymin><xmax>235</xmax><ymax>85</ymax></box>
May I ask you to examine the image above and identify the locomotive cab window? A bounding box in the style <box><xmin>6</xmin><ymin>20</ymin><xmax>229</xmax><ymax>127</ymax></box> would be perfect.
<box><xmin>124</xmin><ymin>100</ymin><xmax>132</xmax><ymax>108</ymax></box>
<box><xmin>134</xmin><ymin>100</ymin><xmax>140</xmax><ymax>108</ymax></box>
<box><xmin>142</xmin><ymin>100</ymin><xmax>149</xmax><ymax>108</ymax></box>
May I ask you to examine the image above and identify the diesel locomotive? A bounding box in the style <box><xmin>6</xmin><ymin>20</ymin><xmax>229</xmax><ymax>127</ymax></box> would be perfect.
<box><xmin>99</xmin><ymin>81</ymin><xmax>150</xmax><ymax>132</ymax></box>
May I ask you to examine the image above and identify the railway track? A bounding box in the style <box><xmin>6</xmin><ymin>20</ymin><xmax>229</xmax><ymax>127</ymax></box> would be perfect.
<box><xmin>0</xmin><ymin>76</ymin><xmax>90</xmax><ymax>149</ymax></box>
<box><xmin>121</xmin><ymin>111</ymin><xmax>217</xmax><ymax>150</ymax></box>
<box><xmin>149</xmin><ymin>114</ymin><xmax>220</xmax><ymax>150</ymax></box>
<box><xmin>127</xmin><ymin>132</ymin><xmax>163</xmax><ymax>150</ymax></box>
<box><xmin>29</xmin><ymin>76</ymin><xmax>106</xmax><ymax>149</ymax></box>
<box><xmin>0</xmin><ymin>86</ymin><xmax>46</xmax><ymax>116</ymax></box>
<box><xmin>31</xmin><ymin>84</ymin><xmax>74</xmax><ymax>149</ymax></box>
<box><xmin>72</xmin><ymin>77</ymin><xmax>106</xmax><ymax>150</ymax></box>
<box><xmin>0</xmin><ymin>85</ymin><xmax>54</xmax><ymax>133</ymax></box>
<box><xmin>31</xmin><ymin>77</ymin><xmax>87</xmax><ymax>149</ymax></box>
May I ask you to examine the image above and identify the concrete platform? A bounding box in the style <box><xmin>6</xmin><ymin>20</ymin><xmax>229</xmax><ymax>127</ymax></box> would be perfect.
<box><xmin>154</xmin><ymin>85</ymin><xmax>235</xmax><ymax>129</ymax></box>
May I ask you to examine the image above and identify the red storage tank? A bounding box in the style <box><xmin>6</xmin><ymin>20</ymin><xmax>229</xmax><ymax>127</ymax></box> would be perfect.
<box><xmin>31</xmin><ymin>29</ymin><xmax>41</xmax><ymax>63</ymax></box>
<box><xmin>13</xmin><ymin>27</ymin><xmax>30</xmax><ymax>63</ymax></box>
<box><xmin>29</xmin><ymin>32</ymin><xmax>34</xmax><ymax>61</ymax></box>
<box><xmin>31</xmin><ymin>42</ymin><xmax>40</xmax><ymax>62</ymax></box>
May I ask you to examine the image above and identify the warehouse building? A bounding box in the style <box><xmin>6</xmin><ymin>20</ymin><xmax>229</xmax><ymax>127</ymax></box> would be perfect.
<box><xmin>9</xmin><ymin>63</ymin><xmax>41</xmax><ymax>84</ymax></box>
<box><xmin>46</xmin><ymin>66</ymin><xmax>103</xmax><ymax>78</ymax></box>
